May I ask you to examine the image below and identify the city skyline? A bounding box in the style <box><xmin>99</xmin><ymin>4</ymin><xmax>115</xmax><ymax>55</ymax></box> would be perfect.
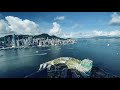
<box><xmin>0</xmin><ymin>12</ymin><xmax>120</xmax><ymax>38</ymax></box>
<box><xmin>0</xmin><ymin>33</ymin><xmax>76</xmax><ymax>49</ymax></box>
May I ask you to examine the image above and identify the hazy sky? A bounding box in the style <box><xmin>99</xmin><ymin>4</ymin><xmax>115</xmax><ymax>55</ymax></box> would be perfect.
<box><xmin>0</xmin><ymin>12</ymin><xmax>120</xmax><ymax>38</ymax></box>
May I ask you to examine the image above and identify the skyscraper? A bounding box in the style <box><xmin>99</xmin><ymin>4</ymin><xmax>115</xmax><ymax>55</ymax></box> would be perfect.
<box><xmin>12</xmin><ymin>34</ymin><xmax>17</xmax><ymax>47</ymax></box>
<box><xmin>4</xmin><ymin>36</ymin><xmax>7</xmax><ymax>48</ymax></box>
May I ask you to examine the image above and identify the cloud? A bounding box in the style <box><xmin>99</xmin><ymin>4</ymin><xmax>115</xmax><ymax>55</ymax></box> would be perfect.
<box><xmin>71</xmin><ymin>23</ymin><xmax>81</xmax><ymax>29</ymax></box>
<box><xmin>0</xmin><ymin>19</ymin><xmax>9</xmax><ymax>33</ymax></box>
<box><xmin>109</xmin><ymin>12</ymin><xmax>120</xmax><ymax>25</ymax></box>
<box><xmin>74</xmin><ymin>30</ymin><xmax>120</xmax><ymax>38</ymax></box>
<box><xmin>5</xmin><ymin>16</ymin><xmax>40</xmax><ymax>35</ymax></box>
<box><xmin>49</xmin><ymin>21</ymin><xmax>120</xmax><ymax>38</ymax></box>
<box><xmin>49</xmin><ymin>22</ymin><xmax>73</xmax><ymax>38</ymax></box>
<box><xmin>92</xmin><ymin>30</ymin><xmax>120</xmax><ymax>37</ymax></box>
<box><xmin>54</xmin><ymin>16</ymin><xmax>65</xmax><ymax>21</ymax></box>
<box><xmin>62</xmin><ymin>33</ymin><xmax>73</xmax><ymax>38</ymax></box>
<box><xmin>92</xmin><ymin>30</ymin><xmax>108</xmax><ymax>36</ymax></box>
<box><xmin>62</xmin><ymin>30</ymin><xmax>120</xmax><ymax>38</ymax></box>
<box><xmin>0</xmin><ymin>19</ymin><xmax>12</xmax><ymax>37</ymax></box>
<box><xmin>49</xmin><ymin>22</ymin><xmax>120</xmax><ymax>38</ymax></box>
<box><xmin>49</xmin><ymin>22</ymin><xmax>63</xmax><ymax>36</ymax></box>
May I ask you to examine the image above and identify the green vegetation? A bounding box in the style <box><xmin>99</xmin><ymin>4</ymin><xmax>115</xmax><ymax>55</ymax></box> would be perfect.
<box><xmin>80</xmin><ymin>59</ymin><xmax>93</xmax><ymax>69</ymax></box>
<box><xmin>53</xmin><ymin>58</ymin><xmax>62</xmax><ymax>65</ymax></box>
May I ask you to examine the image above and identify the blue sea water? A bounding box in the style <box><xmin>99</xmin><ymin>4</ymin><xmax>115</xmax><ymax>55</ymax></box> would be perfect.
<box><xmin>0</xmin><ymin>38</ymin><xmax>120</xmax><ymax>78</ymax></box>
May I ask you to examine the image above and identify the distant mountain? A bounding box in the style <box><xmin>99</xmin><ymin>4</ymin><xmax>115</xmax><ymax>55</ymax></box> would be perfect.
<box><xmin>50</xmin><ymin>35</ymin><xmax>66</xmax><ymax>40</ymax></box>
<box><xmin>92</xmin><ymin>36</ymin><xmax>120</xmax><ymax>39</ymax></box>
<box><xmin>33</xmin><ymin>33</ymin><xmax>50</xmax><ymax>39</ymax></box>
<box><xmin>32</xmin><ymin>33</ymin><xmax>66</xmax><ymax>40</ymax></box>
<box><xmin>66</xmin><ymin>38</ymin><xmax>72</xmax><ymax>39</ymax></box>
<box><xmin>0</xmin><ymin>33</ymin><xmax>67</xmax><ymax>41</ymax></box>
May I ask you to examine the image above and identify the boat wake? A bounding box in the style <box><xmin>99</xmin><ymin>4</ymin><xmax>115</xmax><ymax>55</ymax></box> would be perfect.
<box><xmin>22</xmin><ymin>53</ymin><xmax>47</xmax><ymax>57</ymax></box>
<box><xmin>42</xmin><ymin>49</ymin><xmax>51</xmax><ymax>51</ymax></box>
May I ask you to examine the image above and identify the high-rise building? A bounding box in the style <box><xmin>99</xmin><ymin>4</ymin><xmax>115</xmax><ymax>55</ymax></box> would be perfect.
<box><xmin>28</xmin><ymin>36</ymin><xmax>33</xmax><ymax>45</ymax></box>
<box><xmin>17</xmin><ymin>40</ymin><xmax>20</xmax><ymax>47</ymax></box>
<box><xmin>4</xmin><ymin>36</ymin><xmax>7</xmax><ymax>48</ymax></box>
<box><xmin>12</xmin><ymin>34</ymin><xmax>17</xmax><ymax>47</ymax></box>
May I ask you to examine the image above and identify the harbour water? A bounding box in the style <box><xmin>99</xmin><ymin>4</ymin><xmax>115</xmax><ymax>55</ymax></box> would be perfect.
<box><xmin>0</xmin><ymin>38</ymin><xmax>120</xmax><ymax>78</ymax></box>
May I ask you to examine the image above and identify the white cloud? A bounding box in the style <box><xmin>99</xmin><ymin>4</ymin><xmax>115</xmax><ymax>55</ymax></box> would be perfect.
<box><xmin>62</xmin><ymin>30</ymin><xmax>120</xmax><ymax>38</ymax></box>
<box><xmin>49</xmin><ymin>21</ymin><xmax>120</xmax><ymax>38</ymax></box>
<box><xmin>75</xmin><ymin>30</ymin><xmax>120</xmax><ymax>38</ymax></box>
<box><xmin>92</xmin><ymin>30</ymin><xmax>120</xmax><ymax>37</ymax></box>
<box><xmin>0</xmin><ymin>20</ymin><xmax>9</xmax><ymax>33</ymax></box>
<box><xmin>62</xmin><ymin>33</ymin><xmax>73</xmax><ymax>38</ymax></box>
<box><xmin>109</xmin><ymin>30</ymin><xmax>120</xmax><ymax>36</ymax></box>
<box><xmin>0</xmin><ymin>19</ymin><xmax>12</xmax><ymax>37</ymax></box>
<box><xmin>5</xmin><ymin>16</ymin><xmax>40</xmax><ymax>35</ymax></box>
<box><xmin>109</xmin><ymin>12</ymin><xmax>120</xmax><ymax>25</ymax></box>
<box><xmin>71</xmin><ymin>23</ymin><xmax>80</xmax><ymax>29</ymax></box>
<box><xmin>49</xmin><ymin>22</ymin><xmax>63</xmax><ymax>36</ymax></box>
<box><xmin>92</xmin><ymin>30</ymin><xmax>107</xmax><ymax>36</ymax></box>
<box><xmin>54</xmin><ymin>16</ymin><xmax>65</xmax><ymax>21</ymax></box>
<box><xmin>49</xmin><ymin>22</ymin><xmax>74</xmax><ymax>38</ymax></box>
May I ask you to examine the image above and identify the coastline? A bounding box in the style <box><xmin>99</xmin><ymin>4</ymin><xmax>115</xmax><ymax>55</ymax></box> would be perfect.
<box><xmin>0</xmin><ymin>41</ymin><xmax>76</xmax><ymax>50</ymax></box>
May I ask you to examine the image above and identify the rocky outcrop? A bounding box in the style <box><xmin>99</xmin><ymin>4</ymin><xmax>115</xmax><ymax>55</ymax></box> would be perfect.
<box><xmin>25</xmin><ymin>57</ymin><xmax>94</xmax><ymax>78</ymax></box>
<box><xmin>25</xmin><ymin>57</ymin><xmax>119</xmax><ymax>78</ymax></box>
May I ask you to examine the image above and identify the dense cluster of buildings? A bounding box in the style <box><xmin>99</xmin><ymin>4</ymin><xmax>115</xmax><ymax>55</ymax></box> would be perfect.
<box><xmin>0</xmin><ymin>34</ymin><xmax>76</xmax><ymax>49</ymax></box>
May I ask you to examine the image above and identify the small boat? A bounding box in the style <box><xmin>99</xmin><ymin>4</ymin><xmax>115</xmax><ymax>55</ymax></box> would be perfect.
<box><xmin>107</xmin><ymin>44</ymin><xmax>110</xmax><ymax>46</ymax></box>
<box><xmin>36</xmin><ymin>51</ymin><xmax>39</xmax><ymax>53</ymax></box>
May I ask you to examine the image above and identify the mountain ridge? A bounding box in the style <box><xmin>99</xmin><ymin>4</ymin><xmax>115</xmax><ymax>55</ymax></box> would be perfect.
<box><xmin>0</xmin><ymin>33</ymin><xmax>68</xmax><ymax>41</ymax></box>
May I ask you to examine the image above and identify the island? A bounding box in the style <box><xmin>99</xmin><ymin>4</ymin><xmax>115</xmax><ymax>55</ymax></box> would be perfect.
<box><xmin>25</xmin><ymin>57</ymin><xmax>118</xmax><ymax>78</ymax></box>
